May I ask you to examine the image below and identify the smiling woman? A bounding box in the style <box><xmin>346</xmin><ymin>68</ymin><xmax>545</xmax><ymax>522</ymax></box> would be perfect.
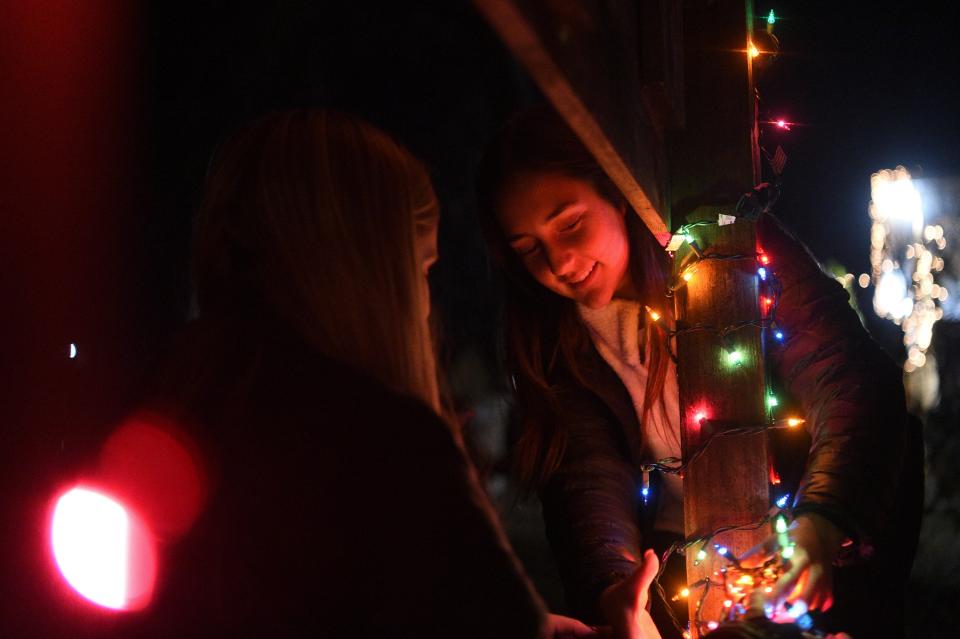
<box><xmin>476</xmin><ymin>106</ymin><xmax>921</xmax><ymax>639</ymax></box>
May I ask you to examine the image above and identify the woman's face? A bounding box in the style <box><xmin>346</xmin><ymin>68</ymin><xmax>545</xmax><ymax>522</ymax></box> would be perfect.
<box><xmin>497</xmin><ymin>172</ymin><xmax>631</xmax><ymax>309</ymax></box>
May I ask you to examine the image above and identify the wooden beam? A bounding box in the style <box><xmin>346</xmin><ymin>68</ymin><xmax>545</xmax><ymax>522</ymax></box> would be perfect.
<box><xmin>473</xmin><ymin>0</ymin><xmax>669</xmax><ymax>238</ymax></box>
<box><xmin>669</xmin><ymin>1</ymin><xmax>767</xmax><ymax>635</ymax></box>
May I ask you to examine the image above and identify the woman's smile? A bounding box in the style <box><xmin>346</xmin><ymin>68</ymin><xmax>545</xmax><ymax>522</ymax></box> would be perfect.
<box><xmin>566</xmin><ymin>261</ymin><xmax>598</xmax><ymax>287</ymax></box>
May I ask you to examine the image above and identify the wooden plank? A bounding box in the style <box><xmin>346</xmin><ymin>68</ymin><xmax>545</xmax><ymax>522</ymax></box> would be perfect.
<box><xmin>473</xmin><ymin>0</ymin><xmax>669</xmax><ymax>238</ymax></box>
<box><xmin>668</xmin><ymin>1</ymin><xmax>767</xmax><ymax>635</ymax></box>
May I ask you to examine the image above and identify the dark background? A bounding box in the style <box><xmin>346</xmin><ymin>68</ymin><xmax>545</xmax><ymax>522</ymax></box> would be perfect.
<box><xmin>3</xmin><ymin>1</ymin><xmax>958</xmax><ymax>636</ymax></box>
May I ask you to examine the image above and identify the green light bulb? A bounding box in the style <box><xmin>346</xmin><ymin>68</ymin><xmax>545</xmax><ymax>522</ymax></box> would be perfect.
<box><xmin>775</xmin><ymin>516</ymin><xmax>788</xmax><ymax>534</ymax></box>
<box><xmin>782</xmin><ymin>544</ymin><xmax>795</xmax><ymax>559</ymax></box>
<box><xmin>767</xmin><ymin>394</ymin><xmax>779</xmax><ymax>408</ymax></box>
<box><xmin>727</xmin><ymin>349</ymin><xmax>744</xmax><ymax>365</ymax></box>
<box><xmin>696</xmin><ymin>549</ymin><xmax>708</xmax><ymax>562</ymax></box>
<box><xmin>767</xmin><ymin>9</ymin><xmax>776</xmax><ymax>25</ymax></box>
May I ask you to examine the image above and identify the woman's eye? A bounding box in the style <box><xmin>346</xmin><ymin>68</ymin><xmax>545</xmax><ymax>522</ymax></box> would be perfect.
<box><xmin>513</xmin><ymin>242</ymin><xmax>539</xmax><ymax>257</ymax></box>
<box><xmin>560</xmin><ymin>216</ymin><xmax>583</xmax><ymax>232</ymax></box>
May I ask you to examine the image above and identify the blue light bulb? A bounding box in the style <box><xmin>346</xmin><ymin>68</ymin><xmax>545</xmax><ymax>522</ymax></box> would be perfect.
<box><xmin>787</xmin><ymin>600</ymin><xmax>808</xmax><ymax>619</ymax></box>
<box><xmin>758</xmin><ymin>267</ymin><xmax>767</xmax><ymax>280</ymax></box>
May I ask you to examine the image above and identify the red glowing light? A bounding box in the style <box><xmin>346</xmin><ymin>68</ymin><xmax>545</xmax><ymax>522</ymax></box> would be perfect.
<box><xmin>98</xmin><ymin>416</ymin><xmax>207</xmax><ymax>538</ymax></box>
<box><xmin>769</xmin><ymin>465</ymin><xmax>782</xmax><ymax>485</ymax></box>
<box><xmin>50</xmin><ymin>487</ymin><xmax>157</xmax><ymax>611</ymax></box>
<box><xmin>762</xmin><ymin>297</ymin><xmax>773</xmax><ymax>307</ymax></box>
<box><xmin>690</xmin><ymin>406</ymin><xmax>711</xmax><ymax>429</ymax></box>
<box><xmin>759</xmin><ymin>254</ymin><xmax>771</xmax><ymax>265</ymax></box>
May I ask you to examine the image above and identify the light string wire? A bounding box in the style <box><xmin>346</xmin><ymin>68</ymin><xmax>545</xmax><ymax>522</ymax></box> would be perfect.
<box><xmin>639</xmin><ymin>417</ymin><xmax>801</xmax><ymax>476</ymax></box>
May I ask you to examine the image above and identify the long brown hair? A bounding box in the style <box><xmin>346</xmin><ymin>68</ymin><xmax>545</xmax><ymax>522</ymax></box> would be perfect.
<box><xmin>193</xmin><ymin>110</ymin><xmax>441</xmax><ymax>412</ymax></box>
<box><xmin>476</xmin><ymin>106</ymin><xmax>672</xmax><ymax>489</ymax></box>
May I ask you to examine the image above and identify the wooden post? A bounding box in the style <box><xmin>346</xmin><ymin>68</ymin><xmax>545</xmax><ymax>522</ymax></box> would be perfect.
<box><xmin>669</xmin><ymin>1</ymin><xmax>767</xmax><ymax>635</ymax></box>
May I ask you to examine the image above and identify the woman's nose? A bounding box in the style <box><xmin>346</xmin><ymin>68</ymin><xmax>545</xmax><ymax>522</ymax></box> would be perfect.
<box><xmin>544</xmin><ymin>244</ymin><xmax>575</xmax><ymax>279</ymax></box>
<box><xmin>422</xmin><ymin>247</ymin><xmax>438</xmax><ymax>275</ymax></box>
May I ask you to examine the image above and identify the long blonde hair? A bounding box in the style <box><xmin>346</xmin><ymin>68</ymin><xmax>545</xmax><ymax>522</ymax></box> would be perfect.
<box><xmin>193</xmin><ymin>110</ymin><xmax>440</xmax><ymax>412</ymax></box>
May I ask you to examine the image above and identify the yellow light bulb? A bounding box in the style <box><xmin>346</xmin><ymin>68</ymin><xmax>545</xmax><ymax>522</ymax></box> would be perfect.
<box><xmin>787</xmin><ymin>417</ymin><xmax>804</xmax><ymax>427</ymax></box>
<box><xmin>748</xmin><ymin>42</ymin><xmax>760</xmax><ymax>58</ymax></box>
<box><xmin>683</xmin><ymin>271</ymin><xmax>693</xmax><ymax>282</ymax></box>
<box><xmin>680</xmin><ymin>587</ymin><xmax>690</xmax><ymax>598</ymax></box>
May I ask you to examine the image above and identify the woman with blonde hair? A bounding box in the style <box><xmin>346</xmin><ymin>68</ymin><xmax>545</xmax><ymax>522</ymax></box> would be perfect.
<box><xmin>121</xmin><ymin>109</ymin><xmax>583</xmax><ymax>637</ymax></box>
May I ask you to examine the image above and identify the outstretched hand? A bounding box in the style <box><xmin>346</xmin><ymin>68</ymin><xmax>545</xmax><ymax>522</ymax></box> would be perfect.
<box><xmin>598</xmin><ymin>549</ymin><xmax>663</xmax><ymax>639</ymax></box>
<box><xmin>742</xmin><ymin>512</ymin><xmax>846</xmax><ymax>618</ymax></box>
<box><xmin>545</xmin><ymin>613</ymin><xmax>610</xmax><ymax>638</ymax></box>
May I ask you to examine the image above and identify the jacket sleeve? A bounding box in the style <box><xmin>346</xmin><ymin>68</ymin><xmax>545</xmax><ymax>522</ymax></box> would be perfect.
<box><xmin>539</xmin><ymin>389</ymin><xmax>643</xmax><ymax>622</ymax></box>
<box><xmin>759</xmin><ymin>213</ymin><xmax>908</xmax><ymax>559</ymax></box>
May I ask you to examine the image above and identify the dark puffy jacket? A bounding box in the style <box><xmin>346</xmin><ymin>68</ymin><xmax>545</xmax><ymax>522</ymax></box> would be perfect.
<box><xmin>537</xmin><ymin>214</ymin><xmax>923</xmax><ymax>635</ymax></box>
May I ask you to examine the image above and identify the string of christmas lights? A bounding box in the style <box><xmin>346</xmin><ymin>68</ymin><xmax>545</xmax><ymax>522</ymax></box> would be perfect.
<box><xmin>656</xmin><ymin>511</ymin><xmax>785</xmax><ymax>635</ymax></box>
<box><xmin>638</xmin><ymin>416</ymin><xmax>803</xmax><ymax>478</ymax></box>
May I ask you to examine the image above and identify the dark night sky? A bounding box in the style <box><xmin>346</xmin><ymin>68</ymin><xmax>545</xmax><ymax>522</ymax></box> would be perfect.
<box><xmin>762</xmin><ymin>1</ymin><xmax>960</xmax><ymax>257</ymax></box>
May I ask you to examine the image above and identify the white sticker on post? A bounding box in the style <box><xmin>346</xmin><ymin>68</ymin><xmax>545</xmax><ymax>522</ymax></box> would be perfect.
<box><xmin>666</xmin><ymin>234</ymin><xmax>686</xmax><ymax>252</ymax></box>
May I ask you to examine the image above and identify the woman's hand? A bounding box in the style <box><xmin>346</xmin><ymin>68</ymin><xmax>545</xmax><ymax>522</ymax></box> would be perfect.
<box><xmin>743</xmin><ymin>512</ymin><xmax>846</xmax><ymax>616</ymax></box>
<box><xmin>545</xmin><ymin>613</ymin><xmax>609</xmax><ymax>638</ymax></box>
<box><xmin>598</xmin><ymin>549</ymin><xmax>663</xmax><ymax>639</ymax></box>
